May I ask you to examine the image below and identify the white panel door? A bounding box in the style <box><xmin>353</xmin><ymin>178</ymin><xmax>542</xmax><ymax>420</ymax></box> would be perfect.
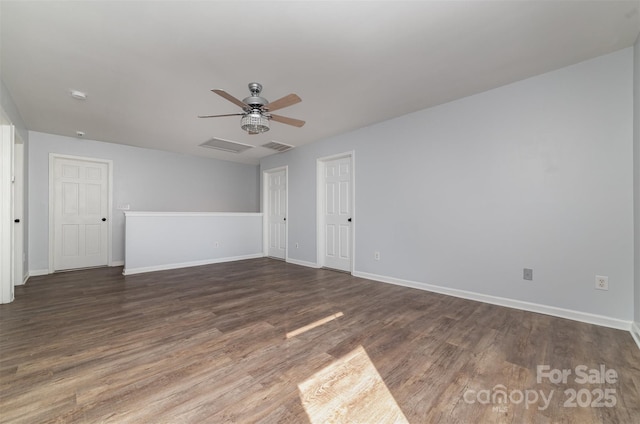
<box><xmin>267</xmin><ymin>169</ymin><xmax>287</xmax><ymax>259</ymax></box>
<box><xmin>323</xmin><ymin>156</ymin><xmax>352</xmax><ymax>272</ymax></box>
<box><xmin>53</xmin><ymin>158</ymin><xmax>109</xmax><ymax>271</ymax></box>
<box><xmin>13</xmin><ymin>142</ymin><xmax>24</xmax><ymax>285</ymax></box>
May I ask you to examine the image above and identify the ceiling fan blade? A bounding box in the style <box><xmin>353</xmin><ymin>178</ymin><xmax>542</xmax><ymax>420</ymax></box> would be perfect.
<box><xmin>212</xmin><ymin>89</ymin><xmax>247</xmax><ymax>109</ymax></box>
<box><xmin>198</xmin><ymin>113</ymin><xmax>245</xmax><ymax>118</ymax></box>
<box><xmin>270</xmin><ymin>114</ymin><xmax>305</xmax><ymax>127</ymax></box>
<box><xmin>266</xmin><ymin>93</ymin><xmax>301</xmax><ymax>112</ymax></box>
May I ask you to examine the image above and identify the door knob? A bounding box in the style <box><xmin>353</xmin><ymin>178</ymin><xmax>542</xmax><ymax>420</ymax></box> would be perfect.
<box><xmin>14</xmin><ymin>219</ymin><xmax>20</xmax><ymax>223</ymax></box>
<box><xmin>284</xmin><ymin>217</ymin><xmax>286</xmax><ymax>221</ymax></box>
<box><xmin>348</xmin><ymin>218</ymin><xmax>352</xmax><ymax>222</ymax></box>
<box><xmin>102</xmin><ymin>218</ymin><xmax>107</xmax><ymax>222</ymax></box>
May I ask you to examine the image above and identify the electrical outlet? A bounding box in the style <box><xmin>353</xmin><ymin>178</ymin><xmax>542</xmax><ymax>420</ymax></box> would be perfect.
<box><xmin>595</xmin><ymin>275</ymin><xmax>608</xmax><ymax>291</ymax></box>
<box><xmin>523</xmin><ymin>268</ymin><xmax>533</xmax><ymax>281</ymax></box>
<box><xmin>374</xmin><ymin>251</ymin><xmax>380</xmax><ymax>261</ymax></box>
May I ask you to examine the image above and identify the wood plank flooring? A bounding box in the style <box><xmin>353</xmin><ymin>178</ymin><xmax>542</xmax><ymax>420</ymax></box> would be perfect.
<box><xmin>1</xmin><ymin>258</ymin><xmax>639</xmax><ymax>423</ymax></box>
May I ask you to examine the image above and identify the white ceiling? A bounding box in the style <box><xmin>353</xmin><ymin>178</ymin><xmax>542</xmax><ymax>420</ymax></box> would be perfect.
<box><xmin>1</xmin><ymin>1</ymin><xmax>639</xmax><ymax>165</ymax></box>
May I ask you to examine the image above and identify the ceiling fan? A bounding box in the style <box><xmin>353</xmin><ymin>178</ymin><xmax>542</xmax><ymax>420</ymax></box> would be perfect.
<box><xmin>199</xmin><ymin>82</ymin><xmax>305</xmax><ymax>134</ymax></box>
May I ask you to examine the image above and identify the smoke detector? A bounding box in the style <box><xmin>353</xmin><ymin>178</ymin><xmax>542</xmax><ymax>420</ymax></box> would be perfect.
<box><xmin>70</xmin><ymin>90</ymin><xmax>87</xmax><ymax>100</ymax></box>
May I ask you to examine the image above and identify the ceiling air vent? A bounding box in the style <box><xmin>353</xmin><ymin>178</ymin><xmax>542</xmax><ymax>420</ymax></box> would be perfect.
<box><xmin>199</xmin><ymin>138</ymin><xmax>253</xmax><ymax>154</ymax></box>
<box><xmin>262</xmin><ymin>141</ymin><xmax>294</xmax><ymax>153</ymax></box>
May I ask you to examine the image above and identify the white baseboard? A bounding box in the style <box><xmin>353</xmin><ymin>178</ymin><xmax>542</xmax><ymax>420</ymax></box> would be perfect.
<box><xmin>29</xmin><ymin>269</ymin><xmax>49</xmax><ymax>277</ymax></box>
<box><xmin>13</xmin><ymin>272</ymin><xmax>29</xmax><ymax>286</ymax></box>
<box><xmin>286</xmin><ymin>257</ymin><xmax>321</xmax><ymax>268</ymax></box>
<box><xmin>110</xmin><ymin>260</ymin><xmax>124</xmax><ymax>267</ymax></box>
<box><xmin>122</xmin><ymin>253</ymin><xmax>265</xmax><ymax>276</ymax></box>
<box><xmin>631</xmin><ymin>322</ymin><xmax>640</xmax><ymax>350</ymax></box>
<box><xmin>353</xmin><ymin>271</ymin><xmax>632</xmax><ymax>331</ymax></box>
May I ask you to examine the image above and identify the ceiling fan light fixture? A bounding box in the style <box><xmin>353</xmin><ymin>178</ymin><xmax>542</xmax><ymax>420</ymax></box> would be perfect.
<box><xmin>241</xmin><ymin>111</ymin><xmax>270</xmax><ymax>134</ymax></box>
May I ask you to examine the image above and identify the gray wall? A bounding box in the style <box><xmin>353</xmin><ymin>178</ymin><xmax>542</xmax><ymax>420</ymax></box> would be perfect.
<box><xmin>634</xmin><ymin>36</ymin><xmax>640</xmax><ymax>325</ymax></box>
<box><xmin>1</xmin><ymin>78</ymin><xmax>29</xmax><ymax>277</ymax></box>
<box><xmin>261</xmin><ymin>47</ymin><xmax>635</xmax><ymax>321</ymax></box>
<box><xmin>29</xmin><ymin>131</ymin><xmax>259</xmax><ymax>271</ymax></box>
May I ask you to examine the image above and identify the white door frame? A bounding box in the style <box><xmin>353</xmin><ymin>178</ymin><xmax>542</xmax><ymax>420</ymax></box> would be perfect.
<box><xmin>0</xmin><ymin>110</ymin><xmax>15</xmax><ymax>303</ymax></box>
<box><xmin>48</xmin><ymin>153</ymin><xmax>114</xmax><ymax>273</ymax></box>
<box><xmin>262</xmin><ymin>166</ymin><xmax>288</xmax><ymax>260</ymax></box>
<box><xmin>316</xmin><ymin>151</ymin><xmax>355</xmax><ymax>273</ymax></box>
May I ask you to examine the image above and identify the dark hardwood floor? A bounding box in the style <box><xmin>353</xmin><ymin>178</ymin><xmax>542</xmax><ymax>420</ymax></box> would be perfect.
<box><xmin>1</xmin><ymin>258</ymin><xmax>639</xmax><ymax>423</ymax></box>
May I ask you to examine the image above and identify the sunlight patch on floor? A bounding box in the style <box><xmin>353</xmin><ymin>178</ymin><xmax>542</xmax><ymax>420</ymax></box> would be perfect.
<box><xmin>298</xmin><ymin>345</ymin><xmax>409</xmax><ymax>424</ymax></box>
<box><xmin>286</xmin><ymin>312</ymin><xmax>344</xmax><ymax>338</ymax></box>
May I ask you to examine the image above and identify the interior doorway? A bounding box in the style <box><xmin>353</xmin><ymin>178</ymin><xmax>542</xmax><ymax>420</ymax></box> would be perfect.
<box><xmin>263</xmin><ymin>166</ymin><xmax>287</xmax><ymax>260</ymax></box>
<box><xmin>49</xmin><ymin>154</ymin><xmax>113</xmax><ymax>272</ymax></box>
<box><xmin>317</xmin><ymin>152</ymin><xmax>354</xmax><ymax>273</ymax></box>
<box><xmin>13</xmin><ymin>136</ymin><xmax>24</xmax><ymax>285</ymax></box>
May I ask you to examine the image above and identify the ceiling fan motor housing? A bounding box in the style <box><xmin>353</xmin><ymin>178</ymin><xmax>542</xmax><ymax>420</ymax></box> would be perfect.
<box><xmin>243</xmin><ymin>82</ymin><xmax>268</xmax><ymax>109</ymax></box>
<box><xmin>243</xmin><ymin>96</ymin><xmax>268</xmax><ymax>108</ymax></box>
